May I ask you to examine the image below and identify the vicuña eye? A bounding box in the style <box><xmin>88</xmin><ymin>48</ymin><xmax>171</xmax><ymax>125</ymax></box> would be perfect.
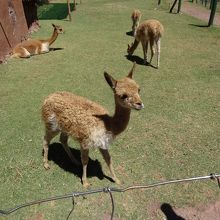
<box><xmin>121</xmin><ymin>94</ymin><xmax>128</xmax><ymax>99</ymax></box>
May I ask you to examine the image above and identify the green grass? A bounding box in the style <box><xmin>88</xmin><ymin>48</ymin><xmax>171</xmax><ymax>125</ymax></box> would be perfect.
<box><xmin>0</xmin><ymin>0</ymin><xmax>220</xmax><ymax>219</ymax></box>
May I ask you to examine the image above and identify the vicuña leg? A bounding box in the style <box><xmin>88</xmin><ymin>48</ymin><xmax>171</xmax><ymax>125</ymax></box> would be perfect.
<box><xmin>141</xmin><ymin>41</ymin><xmax>148</xmax><ymax>64</ymax></box>
<box><xmin>149</xmin><ymin>38</ymin><xmax>155</xmax><ymax>65</ymax></box>
<box><xmin>60</xmin><ymin>133</ymin><xmax>79</xmax><ymax>165</ymax></box>
<box><xmin>13</xmin><ymin>47</ymin><xmax>31</xmax><ymax>58</ymax></box>
<box><xmin>156</xmin><ymin>38</ymin><xmax>161</xmax><ymax>68</ymax></box>
<box><xmin>43</xmin><ymin>130</ymin><xmax>59</xmax><ymax>169</ymax></box>
<box><xmin>99</xmin><ymin>148</ymin><xmax>121</xmax><ymax>185</ymax></box>
<box><xmin>81</xmin><ymin>148</ymin><xmax>90</xmax><ymax>187</ymax></box>
<box><xmin>145</xmin><ymin>41</ymin><xmax>149</xmax><ymax>63</ymax></box>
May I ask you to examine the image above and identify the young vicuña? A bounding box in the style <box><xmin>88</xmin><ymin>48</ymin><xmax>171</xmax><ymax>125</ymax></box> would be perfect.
<box><xmin>131</xmin><ymin>9</ymin><xmax>142</xmax><ymax>36</ymax></box>
<box><xmin>41</xmin><ymin>62</ymin><xmax>144</xmax><ymax>187</ymax></box>
<box><xmin>127</xmin><ymin>19</ymin><xmax>164</xmax><ymax>68</ymax></box>
<box><xmin>11</xmin><ymin>24</ymin><xmax>63</xmax><ymax>58</ymax></box>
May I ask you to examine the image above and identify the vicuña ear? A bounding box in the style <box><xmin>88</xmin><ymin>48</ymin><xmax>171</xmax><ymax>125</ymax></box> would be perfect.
<box><xmin>127</xmin><ymin>62</ymin><xmax>136</xmax><ymax>78</ymax></box>
<box><xmin>104</xmin><ymin>72</ymin><xmax>117</xmax><ymax>90</ymax></box>
<box><xmin>52</xmin><ymin>24</ymin><xmax>56</xmax><ymax>28</ymax></box>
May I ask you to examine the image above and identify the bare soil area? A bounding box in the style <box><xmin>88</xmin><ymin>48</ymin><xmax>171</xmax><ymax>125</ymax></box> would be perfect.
<box><xmin>182</xmin><ymin>1</ymin><xmax>220</xmax><ymax>26</ymax></box>
<box><xmin>145</xmin><ymin>199</ymin><xmax>220</xmax><ymax>220</ymax></box>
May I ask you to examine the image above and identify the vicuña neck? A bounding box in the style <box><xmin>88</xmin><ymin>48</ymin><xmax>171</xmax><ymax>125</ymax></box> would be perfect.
<box><xmin>47</xmin><ymin>29</ymin><xmax>58</xmax><ymax>45</ymax></box>
<box><xmin>111</xmin><ymin>97</ymin><xmax>131</xmax><ymax>135</ymax></box>
<box><xmin>130</xmin><ymin>39</ymin><xmax>139</xmax><ymax>53</ymax></box>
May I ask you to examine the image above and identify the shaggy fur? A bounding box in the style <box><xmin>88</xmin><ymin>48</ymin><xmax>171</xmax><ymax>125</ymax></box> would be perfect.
<box><xmin>11</xmin><ymin>24</ymin><xmax>63</xmax><ymax>58</ymax></box>
<box><xmin>131</xmin><ymin>9</ymin><xmax>142</xmax><ymax>36</ymax></box>
<box><xmin>41</xmin><ymin>63</ymin><xmax>144</xmax><ymax>187</ymax></box>
<box><xmin>127</xmin><ymin>19</ymin><xmax>164</xmax><ymax>68</ymax></box>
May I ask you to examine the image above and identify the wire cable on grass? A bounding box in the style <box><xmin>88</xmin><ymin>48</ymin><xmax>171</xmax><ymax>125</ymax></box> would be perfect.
<box><xmin>66</xmin><ymin>195</ymin><xmax>75</xmax><ymax>220</ymax></box>
<box><xmin>0</xmin><ymin>173</ymin><xmax>219</xmax><ymax>219</ymax></box>
<box><xmin>103</xmin><ymin>187</ymin><xmax>115</xmax><ymax>220</ymax></box>
<box><xmin>210</xmin><ymin>173</ymin><xmax>220</xmax><ymax>188</ymax></box>
<box><xmin>111</xmin><ymin>173</ymin><xmax>220</xmax><ymax>193</ymax></box>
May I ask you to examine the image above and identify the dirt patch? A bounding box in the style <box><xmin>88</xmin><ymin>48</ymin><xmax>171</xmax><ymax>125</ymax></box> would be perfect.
<box><xmin>147</xmin><ymin>200</ymin><xmax>220</xmax><ymax>220</ymax></box>
<box><xmin>174</xmin><ymin>200</ymin><xmax>220</xmax><ymax>220</ymax></box>
<box><xmin>182</xmin><ymin>2</ymin><xmax>220</xmax><ymax>27</ymax></box>
<box><xmin>103</xmin><ymin>213</ymin><xmax>122</xmax><ymax>220</ymax></box>
<box><xmin>30</xmin><ymin>213</ymin><xmax>44</xmax><ymax>220</ymax></box>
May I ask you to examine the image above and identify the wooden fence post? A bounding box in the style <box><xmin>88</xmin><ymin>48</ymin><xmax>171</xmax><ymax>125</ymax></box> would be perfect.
<box><xmin>210</xmin><ymin>0</ymin><xmax>213</xmax><ymax>9</ymax></box>
<box><xmin>170</xmin><ymin>0</ymin><xmax>182</xmax><ymax>13</ymax></box>
<box><xmin>177</xmin><ymin>0</ymin><xmax>182</xmax><ymax>13</ymax></box>
<box><xmin>169</xmin><ymin>0</ymin><xmax>178</xmax><ymax>13</ymax></box>
<box><xmin>208</xmin><ymin>0</ymin><xmax>217</xmax><ymax>26</ymax></box>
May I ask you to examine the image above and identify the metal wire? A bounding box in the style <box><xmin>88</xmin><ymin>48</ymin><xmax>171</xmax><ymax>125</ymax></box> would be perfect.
<box><xmin>66</xmin><ymin>195</ymin><xmax>75</xmax><ymax>220</ymax></box>
<box><xmin>110</xmin><ymin>173</ymin><xmax>220</xmax><ymax>193</ymax></box>
<box><xmin>103</xmin><ymin>187</ymin><xmax>115</xmax><ymax>220</ymax></box>
<box><xmin>0</xmin><ymin>173</ymin><xmax>219</xmax><ymax>219</ymax></box>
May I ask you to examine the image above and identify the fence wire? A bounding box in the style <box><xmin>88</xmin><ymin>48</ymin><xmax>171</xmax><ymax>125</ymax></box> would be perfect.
<box><xmin>0</xmin><ymin>173</ymin><xmax>219</xmax><ymax>220</ymax></box>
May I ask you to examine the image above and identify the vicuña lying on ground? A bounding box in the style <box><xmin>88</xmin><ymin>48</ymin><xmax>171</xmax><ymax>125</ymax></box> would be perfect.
<box><xmin>131</xmin><ymin>9</ymin><xmax>141</xmax><ymax>36</ymax></box>
<box><xmin>11</xmin><ymin>24</ymin><xmax>63</xmax><ymax>58</ymax></box>
<box><xmin>127</xmin><ymin>19</ymin><xmax>164</xmax><ymax>68</ymax></box>
<box><xmin>41</xmin><ymin>63</ymin><xmax>144</xmax><ymax>187</ymax></box>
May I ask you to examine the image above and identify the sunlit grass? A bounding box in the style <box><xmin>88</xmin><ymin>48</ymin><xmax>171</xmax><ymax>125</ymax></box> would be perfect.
<box><xmin>0</xmin><ymin>0</ymin><xmax>220</xmax><ymax>219</ymax></box>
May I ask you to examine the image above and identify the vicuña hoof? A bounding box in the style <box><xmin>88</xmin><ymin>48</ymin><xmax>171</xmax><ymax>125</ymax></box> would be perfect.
<box><xmin>44</xmin><ymin>163</ymin><xmax>50</xmax><ymax>170</ymax></box>
<box><xmin>113</xmin><ymin>177</ymin><xmax>121</xmax><ymax>185</ymax></box>
<box><xmin>83</xmin><ymin>181</ymin><xmax>90</xmax><ymax>188</ymax></box>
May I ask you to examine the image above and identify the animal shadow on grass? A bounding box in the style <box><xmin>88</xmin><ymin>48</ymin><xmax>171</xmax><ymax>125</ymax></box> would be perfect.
<box><xmin>125</xmin><ymin>55</ymin><xmax>158</xmax><ymax>69</ymax></box>
<box><xmin>126</xmin><ymin>31</ymin><xmax>133</xmax><ymax>36</ymax></box>
<box><xmin>47</xmin><ymin>143</ymin><xmax>114</xmax><ymax>183</ymax></box>
<box><xmin>49</xmin><ymin>47</ymin><xmax>64</xmax><ymax>52</ymax></box>
<box><xmin>161</xmin><ymin>203</ymin><xmax>185</xmax><ymax>220</ymax></box>
<box><xmin>189</xmin><ymin>23</ymin><xmax>209</xmax><ymax>28</ymax></box>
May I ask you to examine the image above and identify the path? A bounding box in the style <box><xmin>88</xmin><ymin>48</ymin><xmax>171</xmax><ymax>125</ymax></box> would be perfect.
<box><xmin>182</xmin><ymin>1</ymin><xmax>220</xmax><ymax>26</ymax></box>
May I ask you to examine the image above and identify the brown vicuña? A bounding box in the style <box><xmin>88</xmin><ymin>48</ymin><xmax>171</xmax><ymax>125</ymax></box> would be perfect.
<box><xmin>41</xmin><ymin>63</ymin><xmax>144</xmax><ymax>187</ymax></box>
<box><xmin>11</xmin><ymin>24</ymin><xmax>63</xmax><ymax>58</ymax></box>
<box><xmin>127</xmin><ymin>19</ymin><xmax>164</xmax><ymax>68</ymax></box>
<box><xmin>131</xmin><ymin>9</ymin><xmax>142</xmax><ymax>36</ymax></box>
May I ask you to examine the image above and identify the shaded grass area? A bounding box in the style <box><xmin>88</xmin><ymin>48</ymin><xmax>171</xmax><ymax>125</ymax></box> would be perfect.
<box><xmin>38</xmin><ymin>3</ymin><xmax>75</xmax><ymax>20</ymax></box>
<box><xmin>0</xmin><ymin>0</ymin><xmax>220</xmax><ymax>219</ymax></box>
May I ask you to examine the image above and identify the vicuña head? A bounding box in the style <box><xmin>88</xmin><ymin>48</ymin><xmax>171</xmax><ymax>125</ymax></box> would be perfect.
<box><xmin>127</xmin><ymin>43</ymin><xmax>134</xmax><ymax>55</ymax></box>
<box><xmin>51</xmin><ymin>23</ymin><xmax>64</xmax><ymax>34</ymax></box>
<box><xmin>104</xmin><ymin>63</ymin><xmax>143</xmax><ymax>111</ymax></box>
<box><xmin>11</xmin><ymin>24</ymin><xmax>63</xmax><ymax>58</ymax></box>
<box><xmin>42</xmin><ymin>62</ymin><xmax>144</xmax><ymax>187</ymax></box>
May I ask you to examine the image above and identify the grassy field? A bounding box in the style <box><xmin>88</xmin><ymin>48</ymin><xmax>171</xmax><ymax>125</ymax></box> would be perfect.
<box><xmin>0</xmin><ymin>0</ymin><xmax>220</xmax><ymax>219</ymax></box>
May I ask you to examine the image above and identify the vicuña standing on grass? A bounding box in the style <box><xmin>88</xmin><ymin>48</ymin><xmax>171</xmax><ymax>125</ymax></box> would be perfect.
<box><xmin>41</xmin><ymin>63</ymin><xmax>144</xmax><ymax>187</ymax></box>
<box><xmin>127</xmin><ymin>19</ymin><xmax>164</xmax><ymax>68</ymax></box>
<box><xmin>131</xmin><ymin>9</ymin><xmax>141</xmax><ymax>36</ymax></box>
<box><xmin>11</xmin><ymin>24</ymin><xmax>63</xmax><ymax>58</ymax></box>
